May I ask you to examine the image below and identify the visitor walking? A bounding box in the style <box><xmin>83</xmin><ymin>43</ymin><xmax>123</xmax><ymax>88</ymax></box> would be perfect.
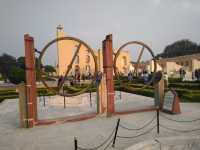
<box><xmin>142</xmin><ymin>70</ymin><xmax>149</xmax><ymax>84</ymax></box>
<box><xmin>195</xmin><ymin>69</ymin><xmax>200</xmax><ymax>81</ymax></box>
<box><xmin>179</xmin><ymin>68</ymin><xmax>186</xmax><ymax>81</ymax></box>
<box><xmin>163</xmin><ymin>72</ymin><xmax>168</xmax><ymax>87</ymax></box>
<box><xmin>128</xmin><ymin>71</ymin><xmax>133</xmax><ymax>82</ymax></box>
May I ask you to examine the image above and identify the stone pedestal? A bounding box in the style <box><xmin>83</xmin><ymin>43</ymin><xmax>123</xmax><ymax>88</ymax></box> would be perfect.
<box><xmin>154</xmin><ymin>77</ymin><xmax>164</xmax><ymax>108</ymax></box>
<box><xmin>17</xmin><ymin>83</ymin><xmax>28</xmax><ymax>128</ymax></box>
<box><xmin>98</xmin><ymin>74</ymin><xmax>108</xmax><ymax>114</ymax></box>
<box><xmin>162</xmin><ymin>89</ymin><xmax>181</xmax><ymax>114</ymax></box>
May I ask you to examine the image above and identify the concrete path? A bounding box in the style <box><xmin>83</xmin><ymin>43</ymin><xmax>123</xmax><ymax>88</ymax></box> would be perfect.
<box><xmin>0</xmin><ymin>92</ymin><xmax>200</xmax><ymax>150</ymax></box>
<box><xmin>37</xmin><ymin>91</ymin><xmax>154</xmax><ymax>120</ymax></box>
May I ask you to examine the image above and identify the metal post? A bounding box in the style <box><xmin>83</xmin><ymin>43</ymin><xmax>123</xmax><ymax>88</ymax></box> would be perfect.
<box><xmin>39</xmin><ymin>95</ymin><xmax>42</xmax><ymax>102</ymax></box>
<box><xmin>43</xmin><ymin>95</ymin><xmax>46</xmax><ymax>107</ymax></box>
<box><xmin>74</xmin><ymin>137</ymin><xmax>78</xmax><ymax>150</ymax></box>
<box><xmin>112</xmin><ymin>118</ymin><xmax>120</xmax><ymax>147</ymax></box>
<box><xmin>64</xmin><ymin>96</ymin><xmax>66</xmax><ymax>108</ymax></box>
<box><xmin>90</xmin><ymin>89</ymin><xmax>92</xmax><ymax>107</ymax></box>
<box><xmin>63</xmin><ymin>88</ymin><xmax>66</xmax><ymax>108</ymax></box>
<box><xmin>157</xmin><ymin>108</ymin><xmax>160</xmax><ymax>134</ymax></box>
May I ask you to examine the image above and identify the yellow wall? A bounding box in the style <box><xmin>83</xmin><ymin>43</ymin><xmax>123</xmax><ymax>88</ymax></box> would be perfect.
<box><xmin>57</xmin><ymin>28</ymin><xmax>95</xmax><ymax>76</ymax></box>
<box><xmin>115</xmin><ymin>51</ymin><xmax>131</xmax><ymax>74</ymax></box>
<box><xmin>56</xmin><ymin>26</ymin><xmax>132</xmax><ymax>76</ymax></box>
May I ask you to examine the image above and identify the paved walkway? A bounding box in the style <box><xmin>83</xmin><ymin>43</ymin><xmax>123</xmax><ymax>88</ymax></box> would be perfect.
<box><xmin>0</xmin><ymin>92</ymin><xmax>200</xmax><ymax>150</ymax></box>
<box><xmin>37</xmin><ymin>91</ymin><xmax>154</xmax><ymax>120</ymax></box>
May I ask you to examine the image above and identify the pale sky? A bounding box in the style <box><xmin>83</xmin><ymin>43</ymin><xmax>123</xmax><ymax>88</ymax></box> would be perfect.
<box><xmin>0</xmin><ymin>0</ymin><xmax>200</xmax><ymax>64</ymax></box>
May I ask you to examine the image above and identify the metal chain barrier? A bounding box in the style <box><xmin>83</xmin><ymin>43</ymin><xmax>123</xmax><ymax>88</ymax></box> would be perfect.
<box><xmin>119</xmin><ymin>114</ymin><xmax>156</xmax><ymax>131</ymax></box>
<box><xmin>116</xmin><ymin>125</ymin><xmax>157</xmax><ymax>139</ymax></box>
<box><xmin>74</xmin><ymin>121</ymin><xmax>117</xmax><ymax>150</ymax></box>
<box><xmin>159</xmin><ymin>111</ymin><xmax>200</xmax><ymax>133</ymax></box>
<box><xmin>102</xmin><ymin>138</ymin><xmax>114</xmax><ymax>150</ymax></box>
<box><xmin>155</xmin><ymin>139</ymin><xmax>196</xmax><ymax>150</ymax></box>
<box><xmin>160</xmin><ymin>112</ymin><xmax>200</xmax><ymax>123</ymax></box>
<box><xmin>160</xmin><ymin>124</ymin><xmax>200</xmax><ymax>133</ymax></box>
<box><xmin>112</xmin><ymin>109</ymin><xmax>160</xmax><ymax>147</ymax></box>
<box><xmin>74</xmin><ymin>110</ymin><xmax>200</xmax><ymax>150</ymax></box>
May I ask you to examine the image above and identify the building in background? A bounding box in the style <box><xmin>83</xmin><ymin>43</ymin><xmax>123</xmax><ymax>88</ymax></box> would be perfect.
<box><xmin>146</xmin><ymin>53</ymin><xmax>200</xmax><ymax>78</ymax></box>
<box><xmin>56</xmin><ymin>25</ymin><xmax>132</xmax><ymax>76</ymax></box>
<box><xmin>55</xmin><ymin>25</ymin><xmax>200</xmax><ymax>80</ymax></box>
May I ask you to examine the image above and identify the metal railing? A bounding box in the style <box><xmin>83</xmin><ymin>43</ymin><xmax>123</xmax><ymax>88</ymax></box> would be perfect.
<box><xmin>73</xmin><ymin>109</ymin><xmax>200</xmax><ymax>150</ymax></box>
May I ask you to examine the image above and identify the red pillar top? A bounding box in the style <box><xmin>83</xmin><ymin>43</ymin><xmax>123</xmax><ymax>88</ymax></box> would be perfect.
<box><xmin>103</xmin><ymin>34</ymin><xmax>113</xmax><ymax>69</ymax></box>
<box><xmin>102</xmin><ymin>34</ymin><xmax>115</xmax><ymax>116</ymax></box>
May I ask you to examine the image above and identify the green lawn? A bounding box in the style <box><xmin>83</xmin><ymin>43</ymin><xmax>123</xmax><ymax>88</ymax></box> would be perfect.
<box><xmin>0</xmin><ymin>79</ymin><xmax>200</xmax><ymax>103</ymax></box>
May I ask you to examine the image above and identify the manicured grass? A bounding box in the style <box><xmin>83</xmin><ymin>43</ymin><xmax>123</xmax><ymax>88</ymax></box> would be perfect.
<box><xmin>169</xmin><ymin>83</ymin><xmax>200</xmax><ymax>90</ymax></box>
<box><xmin>0</xmin><ymin>84</ymin><xmax>97</xmax><ymax>103</ymax></box>
<box><xmin>0</xmin><ymin>95</ymin><xmax>18</xmax><ymax>103</ymax></box>
<box><xmin>0</xmin><ymin>88</ymin><xmax>56</xmax><ymax>103</ymax></box>
<box><xmin>0</xmin><ymin>79</ymin><xmax>200</xmax><ymax>103</ymax></box>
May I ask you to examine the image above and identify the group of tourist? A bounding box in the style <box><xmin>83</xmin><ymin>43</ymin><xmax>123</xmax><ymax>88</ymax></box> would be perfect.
<box><xmin>180</xmin><ymin>68</ymin><xmax>200</xmax><ymax>81</ymax></box>
<box><xmin>193</xmin><ymin>69</ymin><xmax>200</xmax><ymax>81</ymax></box>
<box><xmin>57</xmin><ymin>72</ymin><xmax>93</xmax><ymax>86</ymax></box>
<box><xmin>179</xmin><ymin>68</ymin><xmax>186</xmax><ymax>81</ymax></box>
<box><xmin>58</xmin><ymin>68</ymin><xmax>200</xmax><ymax>87</ymax></box>
<box><xmin>127</xmin><ymin>70</ymin><xmax>150</xmax><ymax>84</ymax></box>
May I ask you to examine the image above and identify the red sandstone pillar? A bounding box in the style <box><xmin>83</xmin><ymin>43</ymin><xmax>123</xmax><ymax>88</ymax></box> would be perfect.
<box><xmin>102</xmin><ymin>34</ymin><xmax>115</xmax><ymax>116</ymax></box>
<box><xmin>24</xmin><ymin>34</ymin><xmax>37</xmax><ymax>127</ymax></box>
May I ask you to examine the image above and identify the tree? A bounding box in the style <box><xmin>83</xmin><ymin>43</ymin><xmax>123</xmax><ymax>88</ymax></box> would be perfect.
<box><xmin>17</xmin><ymin>56</ymin><xmax>25</xmax><ymax>69</ymax></box>
<box><xmin>44</xmin><ymin>65</ymin><xmax>56</xmax><ymax>76</ymax></box>
<box><xmin>8</xmin><ymin>66</ymin><xmax>25</xmax><ymax>84</ymax></box>
<box><xmin>0</xmin><ymin>53</ymin><xmax>17</xmax><ymax>82</ymax></box>
<box><xmin>157</xmin><ymin>39</ymin><xmax>200</xmax><ymax>58</ymax></box>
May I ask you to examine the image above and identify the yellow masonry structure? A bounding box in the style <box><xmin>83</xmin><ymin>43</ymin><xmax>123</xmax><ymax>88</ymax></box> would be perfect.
<box><xmin>56</xmin><ymin>25</ymin><xmax>131</xmax><ymax>76</ymax></box>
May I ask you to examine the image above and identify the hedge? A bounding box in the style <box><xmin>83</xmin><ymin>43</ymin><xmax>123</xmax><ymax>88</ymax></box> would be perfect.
<box><xmin>0</xmin><ymin>80</ymin><xmax>200</xmax><ymax>103</ymax></box>
<box><xmin>169</xmin><ymin>83</ymin><xmax>200</xmax><ymax>90</ymax></box>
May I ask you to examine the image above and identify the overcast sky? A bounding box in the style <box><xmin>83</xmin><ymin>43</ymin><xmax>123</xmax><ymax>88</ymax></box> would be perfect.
<box><xmin>0</xmin><ymin>0</ymin><xmax>200</xmax><ymax>64</ymax></box>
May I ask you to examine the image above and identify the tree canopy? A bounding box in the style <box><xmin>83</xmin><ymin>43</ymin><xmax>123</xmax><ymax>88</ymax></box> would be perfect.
<box><xmin>157</xmin><ymin>39</ymin><xmax>200</xmax><ymax>58</ymax></box>
<box><xmin>44</xmin><ymin>65</ymin><xmax>56</xmax><ymax>75</ymax></box>
<box><xmin>0</xmin><ymin>53</ymin><xmax>17</xmax><ymax>82</ymax></box>
<box><xmin>0</xmin><ymin>53</ymin><xmax>56</xmax><ymax>84</ymax></box>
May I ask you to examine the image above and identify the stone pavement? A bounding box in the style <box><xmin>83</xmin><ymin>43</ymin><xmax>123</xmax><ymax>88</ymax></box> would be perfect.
<box><xmin>0</xmin><ymin>92</ymin><xmax>200</xmax><ymax>150</ymax></box>
<box><xmin>37</xmin><ymin>91</ymin><xmax>154</xmax><ymax>120</ymax></box>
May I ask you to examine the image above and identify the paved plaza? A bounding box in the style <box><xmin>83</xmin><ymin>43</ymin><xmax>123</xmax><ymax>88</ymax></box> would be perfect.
<box><xmin>37</xmin><ymin>91</ymin><xmax>154</xmax><ymax>120</ymax></box>
<box><xmin>0</xmin><ymin>92</ymin><xmax>200</xmax><ymax>150</ymax></box>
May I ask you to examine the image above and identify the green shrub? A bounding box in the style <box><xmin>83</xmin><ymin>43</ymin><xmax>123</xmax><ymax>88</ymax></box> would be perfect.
<box><xmin>0</xmin><ymin>76</ymin><xmax>3</xmax><ymax>81</ymax></box>
<box><xmin>0</xmin><ymin>95</ymin><xmax>18</xmax><ymax>103</ymax></box>
<box><xmin>169</xmin><ymin>83</ymin><xmax>200</xmax><ymax>90</ymax></box>
<box><xmin>0</xmin><ymin>90</ymin><xmax>17</xmax><ymax>96</ymax></box>
<box><xmin>8</xmin><ymin>66</ymin><xmax>25</xmax><ymax>84</ymax></box>
<box><xmin>169</xmin><ymin>77</ymin><xmax>200</xmax><ymax>84</ymax></box>
<box><xmin>168</xmin><ymin>78</ymin><xmax>182</xmax><ymax>83</ymax></box>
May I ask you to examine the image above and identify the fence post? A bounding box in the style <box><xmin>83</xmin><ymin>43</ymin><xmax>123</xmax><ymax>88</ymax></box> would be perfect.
<box><xmin>43</xmin><ymin>95</ymin><xmax>46</xmax><ymax>107</ymax></box>
<box><xmin>74</xmin><ymin>137</ymin><xmax>78</xmax><ymax>150</ymax></box>
<box><xmin>64</xmin><ymin>95</ymin><xmax>66</xmax><ymax>108</ymax></box>
<box><xmin>63</xmin><ymin>89</ymin><xmax>66</xmax><ymax>108</ymax></box>
<box><xmin>90</xmin><ymin>89</ymin><xmax>92</xmax><ymax>107</ymax></box>
<box><xmin>112</xmin><ymin>118</ymin><xmax>120</xmax><ymax>147</ymax></box>
<box><xmin>157</xmin><ymin>108</ymin><xmax>160</xmax><ymax>134</ymax></box>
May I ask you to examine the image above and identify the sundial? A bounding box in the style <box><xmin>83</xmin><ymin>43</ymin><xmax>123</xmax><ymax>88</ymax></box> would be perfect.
<box><xmin>38</xmin><ymin>37</ymin><xmax>98</xmax><ymax>97</ymax></box>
